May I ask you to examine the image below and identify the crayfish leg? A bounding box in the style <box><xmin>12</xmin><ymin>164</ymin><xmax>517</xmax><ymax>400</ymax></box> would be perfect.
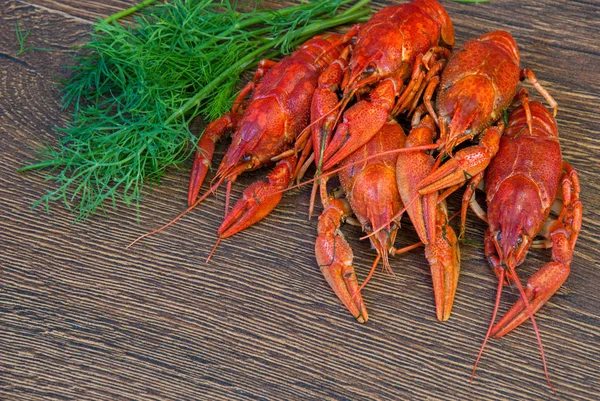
<box><xmin>418</xmin><ymin>124</ymin><xmax>503</xmax><ymax>196</ymax></box>
<box><xmin>520</xmin><ymin>68</ymin><xmax>558</xmax><ymax>117</ymax></box>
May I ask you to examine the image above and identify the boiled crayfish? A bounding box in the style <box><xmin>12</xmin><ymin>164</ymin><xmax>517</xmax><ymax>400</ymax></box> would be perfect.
<box><xmin>316</xmin><ymin>121</ymin><xmax>406</xmax><ymax>323</ymax></box>
<box><xmin>462</xmin><ymin>99</ymin><xmax>581</xmax><ymax>387</ymax></box>
<box><xmin>184</xmin><ymin>34</ymin><xmax>346</xmax><ymax>243</ymax></box>
<box><xmin>128</xmin><ymin>34</ymin><xmax>351</xmax><ymax>251</ymax></box>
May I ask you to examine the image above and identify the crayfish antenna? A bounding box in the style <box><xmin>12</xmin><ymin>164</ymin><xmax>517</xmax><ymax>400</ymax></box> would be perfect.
<box><xmin>307</xmin><ymin>180</ymin><xmax>319</xmax><ymax>219</ymax></box>
<box><xmin>357</xmin><ymin>254</ymin><xmax>382</xmax><ymax>294</ymax></box>
<box><xmin>126</xmin><ymin>177</ymin><xmax>225</xmax><ymax>249</ymax></box>
<box><xmin>471</xmin><ymin>268</ymin><xmax>505</xmax><ymax>383</ymax></box>
<box><xmin>471</xmin><ymin>266</ymin><xmax>556</xmax><ymax>394</ymax></box>
<box><xmin>224</xmin><ymin>180</ymin><xmax>233</xmax><ymax>215</ymax></box>
<box><xmin>206</xmin><ymin>237</ymin><xmax>222</xmax><ymax>263</ymax></box>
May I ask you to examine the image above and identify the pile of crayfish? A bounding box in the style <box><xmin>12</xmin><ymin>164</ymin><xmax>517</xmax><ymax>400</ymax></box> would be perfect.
<box><xmin>132</xmin><ymin>0</ymin><xmax>582</xmax><ymax>390</ymax></box>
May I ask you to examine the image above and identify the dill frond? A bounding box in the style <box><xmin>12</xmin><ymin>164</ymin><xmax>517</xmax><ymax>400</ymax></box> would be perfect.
<box><xmin>15</xmin><ymin>20</ymin><xmax>52</xmax><ymax>55</ymax></box>
<box><xmin>21</xmin><ymin>0</ymin><xmax>371</xmax><ymax>221</ymax></box>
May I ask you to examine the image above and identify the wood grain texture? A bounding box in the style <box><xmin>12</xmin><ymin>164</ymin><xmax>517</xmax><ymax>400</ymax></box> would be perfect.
<box><xmin>1</xmin><ymin>1</ymin><xmax>599</xmax><ymax>400</ymax></box>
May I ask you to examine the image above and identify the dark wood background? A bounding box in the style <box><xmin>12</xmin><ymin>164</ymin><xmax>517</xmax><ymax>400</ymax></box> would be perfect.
<box><xmin>2</xmin><ymin>1</ymin><xmax>598</xmax><ymax>400</ymax></box>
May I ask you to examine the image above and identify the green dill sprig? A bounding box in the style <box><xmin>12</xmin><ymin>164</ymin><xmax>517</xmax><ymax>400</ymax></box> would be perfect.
<box><xmin>20</xmin><ymin>0</ymin><xmax>371</xmax><ymax>221</ymax></box>
<box><xmin>15</xmin><ymin>20</ymin><xmax>52</xmax><ymax>56</ymax></box>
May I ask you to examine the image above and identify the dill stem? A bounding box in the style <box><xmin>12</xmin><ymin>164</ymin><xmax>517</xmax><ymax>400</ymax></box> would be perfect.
<box><xmin>18</xmin><ymin>160</ymin><xmax>62</xmax><ymax>172</ymax></box>
<box><xmin>165</xmin><ymin>0</ymin><xmax>371</xmax><ymax>125</ymax></box>
<box><xmin>340</xmin><ymin>0</ymin><xmax>371</xmax><ymax>16</ymax></box>
<box><xmin>104</xmin><ymin>0</ymin><xmax>159</xmax><ymax>23</ymax></box>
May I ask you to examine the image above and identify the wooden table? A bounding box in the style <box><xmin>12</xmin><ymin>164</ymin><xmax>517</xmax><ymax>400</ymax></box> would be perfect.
<box><xmin>2</xmin><ymin>1</ymin><xmax>598</xmax><ymax>400</ymax></box>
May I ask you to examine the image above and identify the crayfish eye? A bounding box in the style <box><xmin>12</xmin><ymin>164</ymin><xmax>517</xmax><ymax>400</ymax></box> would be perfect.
<box><xmin>363</xmin><ymin>63</ymin><xmax>377</xmax><ymax>77</ymax></box>
<box><xmin>242</xmin><ymin>154</ymin><xmax>252</xmax><ymax>162</ymax></box>
<box><xmin>496</xmin><ymin>231</ymin><xmax>502</xmax><ymax>241</ymax></box>
<box><xmin>516</xmin><ymin>237</ymin><xmax>523</xmax><ymax>245</ymax></box>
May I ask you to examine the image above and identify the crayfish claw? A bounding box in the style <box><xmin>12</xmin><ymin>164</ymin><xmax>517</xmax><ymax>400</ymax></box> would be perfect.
<box><xmin>315</xmin><ymin>199</ymin><xmax>368</xmax><ymax>322</ymax></box>
<box><xmin>188</xmin><ymin>113</ymin><xmax>237</xmax><ymax>206</ymax></box>
<box><xmin>318</xmin><ymin>251</ymin><xmax>369</xmax><ymax>323</ymax></box>
<box><xmin>491</xmin><ymin>260</ymin><xmax>570</xmax><ymax>338</ymax></box>
<box><xmin>217</xmin><ymin>157</ymin><xmax>295</xmax><ymax>239</ymax></box>
<box><xmin>424</xmin><ymin>204</ymin><xmax>460</xmax><ymax>321</ymax></box>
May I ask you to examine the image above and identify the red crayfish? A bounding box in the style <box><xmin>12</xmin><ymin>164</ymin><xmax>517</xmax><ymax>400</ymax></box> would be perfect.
<box><xmin>316</xmin><ymin>113</ymin><xmax>460</xmax><ymax>323</ymax></box>
<box><xmin>463</xmin><ymin>98</ymin><xmax>581</xmax><ymax>389</ymax></box>
<box><xmin>186</xmin><ymin>34</ymin><xmax>346</xmax><ymax>243</ymax></box>
<box><xmin>129</xmin><ymin>34</ymin><xmax>348</xmax><ymax>249</ymax></box>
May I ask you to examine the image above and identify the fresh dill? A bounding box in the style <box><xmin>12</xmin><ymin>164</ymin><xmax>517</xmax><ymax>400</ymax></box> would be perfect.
<box><xmin>15</xmin><ymin>20</ymin><xmax>52</xmax><ymax>56</ymax></box>
<box><xmin>20</xmin><ymin>0</ymin><xmax>371</xmax><ymax>221</ymax></box>
<box><xmin>15</xmin><ymin>20</ymin><xmax>30</xmax><ymax>55</ymax></box>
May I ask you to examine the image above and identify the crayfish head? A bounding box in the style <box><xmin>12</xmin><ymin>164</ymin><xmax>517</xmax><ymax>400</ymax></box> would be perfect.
<box><xmin>342</xmin><ymin>57</ymin><xmax>382</xmax><ymax>97</ymax></box>
<box><xmin>367</xmin><ymin>223</ymin><xmax>400</xmax><ymax>275</ymax></box>
<box><xmin>487</xmin><ymin>175</ymin><xmax>547</xmax><ymax>280</ymax></box>
<box><xmin>215</xmin><ymin>151</ymin><xmax>260</xmax><ymax>184</ymax></box>
<box><xmin>486</xmin><ymin>175</ymin><xmax>549</xmax><ymax>266</ymax></box>
<box><xmin>490</xmin><ymin>228</ymin><xmax>532</xmax><ymax>282</ymax></box>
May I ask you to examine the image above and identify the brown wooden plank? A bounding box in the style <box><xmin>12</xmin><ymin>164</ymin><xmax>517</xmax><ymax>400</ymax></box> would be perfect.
<box><xmin>1</xmin><ymin>0</ymin><xmax>599</xmax><ymax>400</ymax></box>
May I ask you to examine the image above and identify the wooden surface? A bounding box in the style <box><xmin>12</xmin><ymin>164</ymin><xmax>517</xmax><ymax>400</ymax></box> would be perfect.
<box><xmin>2</xmin><ymin>1</ymin><xmax>599</xmax><ymax>400</ymax></box>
